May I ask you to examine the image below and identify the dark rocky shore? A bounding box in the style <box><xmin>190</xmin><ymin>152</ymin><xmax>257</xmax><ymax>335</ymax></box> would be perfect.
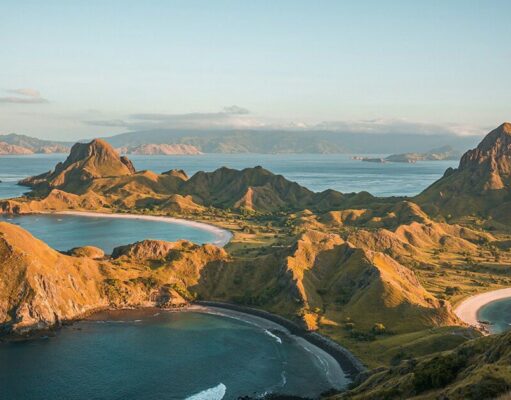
<box><xmin>196</xmin><ymin>300</ymin><xmax>366</xmax><ymax>380</ymax></box>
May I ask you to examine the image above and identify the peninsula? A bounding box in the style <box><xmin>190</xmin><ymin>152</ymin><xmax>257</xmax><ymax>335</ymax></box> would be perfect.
<box><xmin>2</xmin><ymin>123</ymin><xmax>511</xmax><ymax>399</ymax></box>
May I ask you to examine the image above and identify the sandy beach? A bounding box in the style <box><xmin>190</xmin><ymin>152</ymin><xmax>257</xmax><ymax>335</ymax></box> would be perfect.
<box><xmin>52</xmin><ymin>210</ymin><xmax>233</xmax><ymax>247</ymax></box>
<box><xmin>454</xmin><ymin>287</ymin><xmax>511</xmax><ymax>329</ymax></box>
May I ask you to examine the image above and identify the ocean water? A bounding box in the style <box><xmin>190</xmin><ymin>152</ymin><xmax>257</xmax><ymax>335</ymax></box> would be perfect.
<box><xmin>0</xmin><ymin>213</ymin><xmax>219</xmax><ymax>253</ymax></box>
<box><xmin>0</xmin><ymin>153</ymin><xmax>458</xmax><ymax>398</ymax></box>
<box><xmin>0</xmin><ymin>310</ymin><xmax>347</xmax><ymax>399</ymax></box>
<box><xmin>477</xmin><ymin>298</ymin><xmax>511</xmax><ymax>334</ymax></box>
<box><xmin>0</xmin><ymin>153</ymin><xmax>457</xmax><ymax>199</ymax></box>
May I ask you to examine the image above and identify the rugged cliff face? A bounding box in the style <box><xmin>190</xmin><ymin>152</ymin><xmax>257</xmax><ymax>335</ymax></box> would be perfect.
<box><xmin>417</xmin><ymin>122</ymin><xmax>511</xmax><ymax>222</ymax></box>
<box><xmin>20</xmin><ymin>139</ymin><xmax>135</xmax><ymax>193</ymax></box>
<box><xmin>195</xmin><ymin>230</ymin><xmax>459</xmax><ymax>332</ymax></box>
<box><xmin>0</xmin><ymin>223</ymin><xmax>227</xmax><ymax>336</ymax></box>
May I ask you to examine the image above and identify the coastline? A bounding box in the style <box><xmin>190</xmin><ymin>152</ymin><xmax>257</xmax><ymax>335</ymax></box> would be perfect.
<box><xmin>195</xmin><ymin>301</ymin><xmax>366</xmax><ymax>381</ymax></box>
<box><xmin>454</xmin><ymin>287</ymin><xmax>511</xmax><ymax>331</ymax></box>
<box><xmin>49</xmin><ymin>210</ymin><xmax>233</xmax><ymax>247</ymax></box>
<box><xmin>188</xmin><ymin>305</ymin><xmax>351</xmax><ymax>390</ymax></box>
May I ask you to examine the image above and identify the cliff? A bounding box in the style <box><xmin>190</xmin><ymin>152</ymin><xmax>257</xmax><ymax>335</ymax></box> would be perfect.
<box><xmin>0</xmin><ymin>222</ymin><xmax>227</xmax><ymax>336</ymax></box>
<box><xmin>417</xmin><ymin>123</ymin><xmax>511</xmax><ymax>222</ymax></box>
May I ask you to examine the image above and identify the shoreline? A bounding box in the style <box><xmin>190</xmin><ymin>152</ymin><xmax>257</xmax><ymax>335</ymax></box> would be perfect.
<box><xmin>1</xmin><ymin>303</ymin><xmax>356</xmax><ymax>394</ymax></box>
<box><xmin>188</xmin><ymin>305</ymin><xmax>352</xmax><ymax>390</ymax></box>
<box><xmin>48</xmin><ymin>210</ymin><xmax>233</xmax><ymax>247</ymax></box>
<box><xmin>195</xmin><ymin>301</ymin><xmax>366</xmax><ymax>381</ymax></box>
<box><xmin>454</xmin><ymin>287</ymin><xmax>511</xmax><ymax>331</ymax></box>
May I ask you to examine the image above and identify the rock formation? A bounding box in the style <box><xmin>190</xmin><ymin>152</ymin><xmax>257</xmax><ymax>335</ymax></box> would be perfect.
<box><xmin>417</xmin><ymin>122</ymin><xmax>511</xmax><ymax>222</ymax></box>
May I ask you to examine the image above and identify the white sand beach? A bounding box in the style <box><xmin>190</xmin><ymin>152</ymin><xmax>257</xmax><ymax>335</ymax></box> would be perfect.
<box><xmin>454</xmin><ymin>288</ymin><xmax>511</xmax><ymax>329</ymax></box>
<box><xmin>52</xmin><ymin>210</ymin><xmax>233</xmax><ymax>247</ymax></box>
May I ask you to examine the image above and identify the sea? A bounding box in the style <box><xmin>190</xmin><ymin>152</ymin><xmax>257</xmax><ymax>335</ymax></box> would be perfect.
<box><xmin>0</xmin><ymin>153</ymin><xmax>458</xmax><ymax>199</ymax></box>
<box><xmin>4</xmin><ymin>153</ymin><xmax>507</xmax><ymax>399</ymax></box>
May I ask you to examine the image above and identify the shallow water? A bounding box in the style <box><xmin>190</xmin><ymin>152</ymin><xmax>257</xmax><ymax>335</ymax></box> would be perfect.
<box><xmin>477</xmin><ymin>298</ymin><xmax>511</xmax><ymax>334</ymax></box>
<box><xmin>0</xmin><ymin>310</ymin><xmax>347</xmax><ymax>399</ymax></box>
<box><xmin>0</xmin><ymin>153</ymin><xmax>457</xmax><ymax>198</ymax></box>
<box><xmin>0</xmin><ymin>213</ymin><xmax>219</xmax><ymax>253</ymax></box>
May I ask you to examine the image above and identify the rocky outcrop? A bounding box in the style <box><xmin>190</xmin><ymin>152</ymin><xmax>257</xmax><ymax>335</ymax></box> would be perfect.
<box><xmin>20</xmin><ymin>139</ymin><xmax>135</xmax><ymax>193</ymax></box>
<box><xmin>65</xmin><ymin>246</ymin><xmax>105</xmax><ymax>259</ymax></box>
<box><xmin>0</xmin><ymin>222</ymin><xmax>227</xmax><ymax>336</ymax></box>
<box><xmin>417</xmin><ymin>123</ymin><xmax>511</xmax><ymax>222</ymax></box>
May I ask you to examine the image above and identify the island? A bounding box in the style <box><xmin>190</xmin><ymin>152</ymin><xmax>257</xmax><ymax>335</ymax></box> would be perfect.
<box><xmin>2</xmin><ymin>123</ymin><xmax>511</xmax><ymax>399</ymax></box>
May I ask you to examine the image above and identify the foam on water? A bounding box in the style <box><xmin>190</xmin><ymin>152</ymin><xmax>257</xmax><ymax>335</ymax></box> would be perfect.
<box><xmin>264</xmin><ymin>329</ymin><xmax>282</xmax><ymax>344</ymax></box>
<box><xmin>185</xmin><ymin>383</ymin><xmax>227</xmax><ymax>400</ymax></box>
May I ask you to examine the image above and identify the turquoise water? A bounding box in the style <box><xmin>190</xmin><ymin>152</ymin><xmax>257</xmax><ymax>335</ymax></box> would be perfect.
<box><xmin>0</xmin><ymin>153</ymin><xmax>457</xmax><ymax>198</ymax></box>
<box><xmin>0</xmin><ymin>310</ymin><xmax>346</xmax><ymax>399</ymax></box>
<box><xmin>477</xmin><ymin>298</ymin><xmax>511</xmax><ymax>334</ymax></box>
<box><xmin>0</xmin><ymin>213</ymin><xmax>219</xmax><ymax>253</ymax></box>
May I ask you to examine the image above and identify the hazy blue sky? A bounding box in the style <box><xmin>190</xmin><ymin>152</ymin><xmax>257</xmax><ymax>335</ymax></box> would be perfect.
<box><xmin>0</xmin><ymin>0</ymin><xmax>510</xmax><ymax>140</ymax></box>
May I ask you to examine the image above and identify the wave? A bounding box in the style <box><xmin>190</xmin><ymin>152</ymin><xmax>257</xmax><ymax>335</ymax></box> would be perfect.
<box><xmin>264</xmin><ymin>329</ymin><xmax>282</xmax><ymax>344</ymax></box>
<box><xmin>185</xmin><ymin>383</ymin><xmax>226</xmax><ymax>400</ymax></box>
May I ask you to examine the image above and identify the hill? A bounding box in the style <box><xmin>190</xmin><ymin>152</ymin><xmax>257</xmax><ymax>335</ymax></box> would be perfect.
<box><xmin>417</xmin><ymin>123</ymin><xmax>511</xmax><ymax>222</ymax></box>
<box><xmin>386</xmin><ymin>145</ymin><xmax>462</xmax><ymax>163</ymax></box>
<box><xmin>0</xmin><ymin>133</ymin><xmax>70</xmax><ymax>153</ymax></box>
<box><xmin>336</xmin><ymin>330</ymin><xmax>511</xmax><ymax>400</ymax></box>
<box><xmin>0</xmin><ymin>221</ymin><xmax>226</xmax><ymax>336</ymax></box>
<box><xmin>0</xmin><ymin>142</ymin><xmax>34</xmax><ymax>155</ymax></box>
<box><xmin>19</xmin><ymin>139</ymin><xmax>136</xmax><ymax>193</ymax></box>
<box><xmin>13</xmin><ymin>138</ymin><xmax>379</xmax><ymax>212</ymax></box>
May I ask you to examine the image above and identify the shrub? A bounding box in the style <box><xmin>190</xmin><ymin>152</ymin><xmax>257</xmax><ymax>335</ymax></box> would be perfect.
<box><xmin>372</xmin><ymin>323</ymin><xmax>386</xmax><ymax>334</ymax></box>
<box><xmin>413</xmin><ymin>354</ymin><xmax>466</xmax><ymax>393</ymax></box>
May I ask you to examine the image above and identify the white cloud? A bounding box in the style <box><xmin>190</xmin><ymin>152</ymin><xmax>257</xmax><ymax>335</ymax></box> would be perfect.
<box><xmin>0</xmin><ymin>88</ymin><xmax>49</xmax><ymax>104</ymax></box>
<box><xmin>85</xmin><ymin>106</ymin><xmax>266</xmax><ymax>130</ymax></box>
<box><xmin>84</xmin><ymin>107</ymin><xmax>485</xmax><ymax>136</ymax></box>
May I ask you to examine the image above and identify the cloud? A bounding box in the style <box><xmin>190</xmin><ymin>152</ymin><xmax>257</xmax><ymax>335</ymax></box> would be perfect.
<box><xmin>0</xmin><ymin>88</ymin><xmax>49</xmax><ymax>104</ymax></box>
<box><xmin>84</xmin><ymin>107</ymin><xmax>484</xmax><ymax>136</ymax></box>
<box><xmin>85</xmin><ymin>105</ymin><xmax>266</xmax><ymax>130</ymax></box>
<box><xmin>313</xmin><ymin>118</ymin><xmax>485</xmax><ymax>136</ymax></box>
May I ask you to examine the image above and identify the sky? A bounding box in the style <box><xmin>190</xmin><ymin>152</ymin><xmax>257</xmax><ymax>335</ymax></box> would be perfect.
<box><xmin>0</xmin><ymin>0</ymin><xmax>510</xmax><ymax>140</ymax></box>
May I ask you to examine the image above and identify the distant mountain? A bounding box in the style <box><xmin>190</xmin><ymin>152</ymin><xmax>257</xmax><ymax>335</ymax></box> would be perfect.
<box><xmin>101</xmin><ymin>129</ymin><xmax>481</xmax><ymax>154</ymax></box>
<box><xmin>0</xmin><ymin>133</ymin><xmax>71</xmax><ymax>153</ymax></box>
<box><xmin>0</xmin><ymin>142</ymin><xmax>34</xmax><ymax>155</ymax></box>
<box><xmin>117</xmin><ymin>143</ymin><xmax>202</xmax><ymax>155</ymax></box>
<box><xmin>385</xmin><ymin>145</ymin><xmax>462</xmax><ymax>163</ymax></box>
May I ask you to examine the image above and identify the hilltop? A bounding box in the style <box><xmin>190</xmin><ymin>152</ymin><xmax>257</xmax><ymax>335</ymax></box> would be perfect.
<box><xmin>19</xmin><ymin>139</ymin><xmax>136</xmax><ymax>193</ymax></box>
<box><xmin>417</xmin><ymin>123</ymin><xmax>511</xmax><ymax>222</ymax></box>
